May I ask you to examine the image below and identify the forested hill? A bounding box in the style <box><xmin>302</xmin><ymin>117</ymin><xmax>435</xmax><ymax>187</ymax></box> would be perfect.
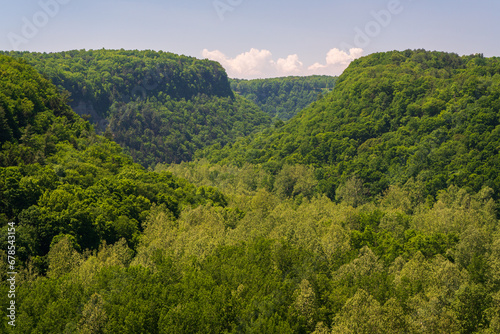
<box><xmin>202</xmin><ymin>50</ymin><xmax>500</xmax><ymax>201</ymax></box>
<box><xmin>0</xmin><ymin>54</ymin><xmax>227</xmax><ymax>269</ymax></box>
<box><xmin>1</xmin><ymin>49</ymin><xmax>271</xmax><ymax>166</ymax></box>
<box><xmin>230</xmin><ymin>75</ymin><xmax>337</xmax><ymax>120</ymax></box>
<box><xmin>1</xmin><ymin>49</ymin><xmax>234</xmax><ymax>118</ymax></box>
<box><xmin>0</xmin><ymin>55</ymin><xmax>81</xmax><ymax>163</ymax></box>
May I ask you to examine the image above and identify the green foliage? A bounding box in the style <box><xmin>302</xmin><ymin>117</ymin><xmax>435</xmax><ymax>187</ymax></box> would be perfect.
<box><xmin>203</xmin><ymin>50</ymin><xmax>500</xmax><ymax>204</ymax></box>
<box><xmin>274</xmin><ymin>164</ymin><xmax>318</xmax><ymax>199</ymax></box>
<box><xmin>8</xmin><ymin>176</ymin><xmax>499</xmax><ymax>333</ymax></box>
<box><xmin>231</xmin><ymin>75</ymin><xmax>337</xmax><ymax>120</ymax></box>
<box><xmin>0</xmin><ymin>56</ymin><xmax>229</xmax><ymax>273</ymax></box>
<box><xmin>108</xmin><ymin>94</ymin><xmax>269</xmax><ymax>165</ymax></box>
<box><xmin>2</xmin><ymin>49</ymin><xmax>271</xmax><ymax>167</ymax></box>
<box><xmin>1</xmin><ymin>49</ymin><xmax>234</xmax><ymax>115</ymax></box>
<box><xmin>0</xmin><ymin>55</ymin><xmax>87</xmax><ymax>167</ymax></box>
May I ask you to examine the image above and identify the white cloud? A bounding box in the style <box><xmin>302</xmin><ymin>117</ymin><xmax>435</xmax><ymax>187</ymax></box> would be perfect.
<box><xmin>202</xmin><ymin>48</ymin><xmax>303</xmax><ymax>79</ymax></box>
<box><xmin>308</xmin><ymin>48</ymin><xmax>364</xmax><ymax>75</ymax></box>
<box><xmin>202</xmin><ymin>47</ymin><xmax>363</xmax><ymax>79</ymax></box>
<box><xmin>276</xmin><ymin>54</ymin><xmax>303</xmax><ymax>74</ymax></box>
<box><xmin>327</xmin><ymin>48</ymin><xmax>363</xmax><ymax>65</ymax></box>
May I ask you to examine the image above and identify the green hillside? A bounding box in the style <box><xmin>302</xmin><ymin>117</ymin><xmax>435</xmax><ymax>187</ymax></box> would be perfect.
<box><xmin>204</xmin><ymin>50</ymin><xmax>500</xmax><ymax>201</ymax></box>
<box><xmin>1</xmin><ymin>50</ymin><xmax>271</xmax><ymax>166</ymax></box>
<box><xmin>0</xmin><ymin>55</ymin><xmax>227</xmax><ymax>269</ymax></box>
<box><xmin>2</xmin><ymin>50</ymin><xmax>500</xmax><ymax>333</ymax></box>
<box><xmin>1</xmin><ymin>49</ymin><xmax>234</xmax><ymax>117</ymax></box>
<box><xmin>231</xmin><ymin>75</ymin><xmax>337</xmax><ymax>120</ymax></box>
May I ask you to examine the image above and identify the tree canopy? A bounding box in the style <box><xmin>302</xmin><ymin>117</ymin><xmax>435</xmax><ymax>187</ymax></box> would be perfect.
<box><xmin>0</xmin><ymin>55</ymin><xmax>228</xmax><ymax>272</ymax></box>
<box><xmin>202</xmin><ymin>50</ymin><xmax>500</xmax><ymax>203</ymax></box>
<box><xmin>1</xmin><ymin>49</ymin><xmax>271</xmax><ymax>167</ymax></box>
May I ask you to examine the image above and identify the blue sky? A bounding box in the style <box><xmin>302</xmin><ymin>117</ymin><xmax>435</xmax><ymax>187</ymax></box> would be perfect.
<box><xmin>2</xmin><ymin>0</ymin><xmax>500</xmax><ymax>78</ymax></box>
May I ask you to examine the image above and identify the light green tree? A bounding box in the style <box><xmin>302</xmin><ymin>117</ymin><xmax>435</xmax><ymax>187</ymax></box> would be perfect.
<box><xmin>47</xmin><ymin>234</ymin><xmax>83</xmax><ymax>279</ymax></box>
<box><xmin>335</xmin><ymin>176</ymin><xmax>366</xmax><ymax>207</ymax></box>
<box><xmin>77</xmin><ymin>293</ymin><xmax>108</xmax><ymax>334</ymax></box>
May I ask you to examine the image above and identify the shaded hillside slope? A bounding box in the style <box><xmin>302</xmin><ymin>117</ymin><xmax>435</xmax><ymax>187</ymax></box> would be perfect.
<box><xmin>1</xmin><ymin>49</ymin><xmax>271</xmax><ymax>166</ymax></box>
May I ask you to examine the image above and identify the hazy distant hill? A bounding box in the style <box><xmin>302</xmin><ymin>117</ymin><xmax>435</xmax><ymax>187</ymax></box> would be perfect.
<box><xmin>230</xmin><ymin>75</ymin><xmax>337</xmax><ymax>120</ymax></box>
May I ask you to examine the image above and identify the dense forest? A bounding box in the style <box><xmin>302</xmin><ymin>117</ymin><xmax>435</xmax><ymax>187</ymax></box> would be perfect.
<box><xmin>0</xmin><ymin>54</ymin><xmax>228</xmax><ymax>265</ymax></box>
<box><xmin>230</xmin><ymin>76</ymin><xmax>337</xmax><ymax>121</ymax></box>
<box><xmin>203</xmin><ymin>50</ymin><xmax>500</xmax><ymax>205</ymax></box>
<box><xmin>0</xmin><ymin>49</ymin><xmax>234</xmax><ymax>116</ymax></box>
<box><xmin>0</xmin><ymin>50</ymin><xmax>271</xmax><ymax>167</ymax></box>
<box><xmin>1</xmin><ymin>49</ymin><xmax>500</xmax><ymax>333</ymax></box>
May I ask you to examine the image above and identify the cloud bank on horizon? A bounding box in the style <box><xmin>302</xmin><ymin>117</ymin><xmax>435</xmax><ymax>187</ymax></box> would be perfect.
<box><xmin>202</xmin><ymin>47</ymin><xmax>363</xmax><ymax>79</ymax></box>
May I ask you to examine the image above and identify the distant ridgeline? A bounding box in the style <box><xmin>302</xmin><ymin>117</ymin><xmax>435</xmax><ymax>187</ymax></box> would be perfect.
<box><xmin>203</xmin><ymin>50</ymin><xmax>500</xmax><ymax>202</ymax></box>
<box><xmin>0</xmin><ymin>49</ymin><xmax>271</xmax><ymax>166</ymax></box>
<box><xmin>230</xmin><ymin>75</ymin><xmax>337</xmax><ymax>121</ymax></box>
